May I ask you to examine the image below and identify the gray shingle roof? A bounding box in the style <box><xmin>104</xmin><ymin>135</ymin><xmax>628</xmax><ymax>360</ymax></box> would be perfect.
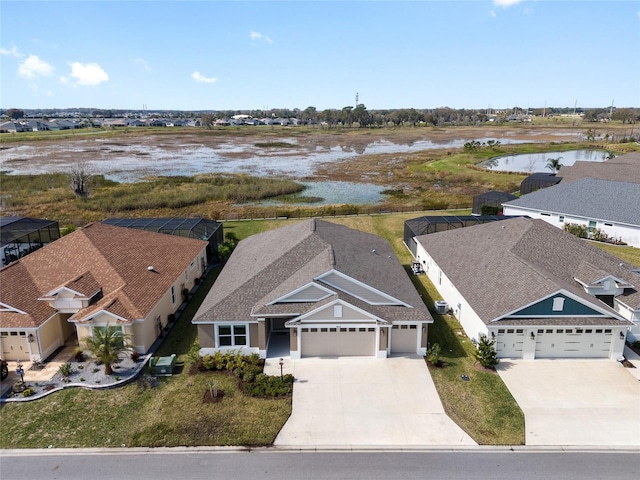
<box><xmin>193</xmin><ymin>219</ymin><xmax>431</xmax><ymax>324</ymax></box>
<box><xmin>559</xmin><ymin>152</ymin><xmax>640</xmax><ymax>184</ymax></box>
<box><xmin>503</xmin><ymin>178</ymin><xmax>640</xmax><ymax>226</ymax></box>
<box><xmin>415</xmin><ymin>217</ymin><xmax>639</xmax><ymax>324</ymax></box>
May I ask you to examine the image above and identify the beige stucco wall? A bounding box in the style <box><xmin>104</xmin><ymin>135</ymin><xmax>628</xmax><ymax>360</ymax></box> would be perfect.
<box><xmin>257</xmin><ymin>320</ymin><xmax>267</xmax><ymax>350</ymax></box>
<box><xmin>290</xmin><ymin>328</ymin><xmax>298</xmax><ymax>351</ymax></box>
<box><xmin>197</xmin><ymin>325</ymin><xmax>216</xmax><ymax>348</ymax></box>
<box><xmin>421</xmin><ymin>323</ymin><xmax>428</xmax><ymax>348</ymax></box>
<box><xmin>38</xmin><ymin>314</ymin><xmax>64</xmax><ymax>359</ymax></box>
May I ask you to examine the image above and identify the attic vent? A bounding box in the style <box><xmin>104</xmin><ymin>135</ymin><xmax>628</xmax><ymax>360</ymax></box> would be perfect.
<box><xmin>105</xmin><ymin>299</ymin><xmax>118</xmax><ymax>309</ymax></box>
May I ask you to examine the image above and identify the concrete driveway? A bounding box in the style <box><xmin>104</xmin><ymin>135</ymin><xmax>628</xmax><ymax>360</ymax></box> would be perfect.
<box><xmin>273</xmin><ymin>356</ymin><xmax>476</xmax><ymax>447</ymax></box>
<box><xmin>497</xmin><ymin>360</ymin><xmax>640</xmax><ymax>446</ymax></box>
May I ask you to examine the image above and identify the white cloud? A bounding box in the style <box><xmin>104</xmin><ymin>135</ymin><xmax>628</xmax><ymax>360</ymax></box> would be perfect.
<box><xmin>637</xmin><ymin>10</ymin><xmax>640</xmax><ymax>19</ymax></box>
<box><xmin>132</xmin><ymin>57</ymin><xmax>151</xmax><ymax>71</ymax></box>
<box><xmin>490</xmin><ymin>9</ymin><xmax>496</xmax><ymax>18</ymax></box>
<box><xmin>494</xmin><ymin>0</ymin><xmax>525</xmax><ymax>7</ymax></box>
<box><xmin>0</xmin><ymin>45</ymin><xmax>23</xmax><ymax>57</ymax></box>
<box><xmin>64</xmin><ymin>62</ymin><xmax>109</xmax><ymax>86</ymax></box>
<box><xmin>17</xmin><ymin>54</ymin><xmax>54</xmax><ymax>78</ymax></box>
<box><xmin>250</xmin><ymin>31</ymin><xmax>273</xmax><ymax>44</ymax></box>
<box><xmin>191</xmin><ymin>71</ymin><xmax>217</xmax><ymax>84</ymax></box>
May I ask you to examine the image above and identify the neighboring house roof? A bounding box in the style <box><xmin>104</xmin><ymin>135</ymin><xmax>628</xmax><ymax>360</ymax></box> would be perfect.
<box><xmin>558</xmin><ymin>152</ymin><xmax>640</xmax><ymax>184</ymax></box>
<box><xmin>416</xmin><ymin>217</ymin><xmax>639</xmax><ymax>324</ymax></box>
<box><xmin>504</xmin><ymin>178</ymin><xmax>640</xmax><ymax>227</ymax></box>
<box><xmin>0</xmin><ymin>223</ymin><xmax>207</xmax><ymax>329</ymax></box>
<box><xmin>519</xmin><ymin>172</ymin><xmax>562</xmax><ymax>195</ymax></box>
<box><xmin>193</xmin><ymin>219</ymin><xmax>431</xmax><ymax>324</ymax></box>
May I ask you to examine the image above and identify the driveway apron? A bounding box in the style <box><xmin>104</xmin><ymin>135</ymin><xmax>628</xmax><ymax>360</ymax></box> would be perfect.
<box><xmin>497</xmin><ymin>360</ymin><xmax>640</xmax><ymax>446</ymax></box>
<box><xmin>274</xmin><ymin>356</ymin><xmax>476</xmax><ymax>447</ymax></box>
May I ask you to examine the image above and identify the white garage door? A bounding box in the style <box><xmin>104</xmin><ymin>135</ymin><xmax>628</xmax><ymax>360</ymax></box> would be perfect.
<box><xmin>1</xmin><ymin>331</ymin><xmax>29</xmax><ymax>361</ymax></box>
<box><xmin>535</xmin><ymin>327</ymin><xmax>612</xmax><ymax>358</ymax></box>
<box><xmin>301</xmin><ymin>327</ymin><xmax>376</xmax><ymax>357</ymax></box>
<box><xmin>496</xmin><ymin>329</ymin><xmax>525</xmax><ymax>358</ymax></box>
<box><xmin>391</xmin><ymin>325</ymin><xmax>418</xmax><ymax>353</ymax></box>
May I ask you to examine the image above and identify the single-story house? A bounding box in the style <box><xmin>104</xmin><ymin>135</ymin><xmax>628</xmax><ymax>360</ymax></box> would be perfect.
<box><xmin>503</xmin><ymin>178</ymin><xmax>640</xmax><ymax>248</ymax></box>
<box><xmin>403</xmin><ymin>215</ymin><xmax>513</xmax><ymax>258</ymax></box>
<box><xmin>0</xmin><ymin>223</ymin><xmax>208</xmax><ymax>361</ymax></box>
<box><xmin>193</xmin><ymin>219</ymin><xmax>433</xmax><ymax>359</ymax></box>
<box><xmin>413</xmin><ymin>217</ymin><xmax>637</xmax><ymax>359</ymax></box>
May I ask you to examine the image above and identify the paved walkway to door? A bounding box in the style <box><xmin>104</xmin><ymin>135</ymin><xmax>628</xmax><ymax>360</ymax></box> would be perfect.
<box><xmin>273</xmin><ymin>356</ymin><xmax>476</xmax><ymax>447</ymax></box>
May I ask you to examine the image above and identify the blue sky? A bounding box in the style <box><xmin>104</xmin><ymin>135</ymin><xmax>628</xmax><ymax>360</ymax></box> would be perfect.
<box><xmin>2</xmin><ymin>0</ymin><xmax>639</xmax><ymax>111</ymax></box>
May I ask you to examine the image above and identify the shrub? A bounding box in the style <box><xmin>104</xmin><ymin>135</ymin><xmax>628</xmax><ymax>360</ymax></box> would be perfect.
<box><xmin>73</xmin><ymin>347</ymin><xmax>85</xmax><ymax>362</ymax></box>
<box><xmin>22</xmin><ymin>388</ymin><xmax>35</xmax><ymax>397</ymax></box>
<box><xmin>58</xmin><ymin>362</ymin><xmax>72</xmax><ymax>378</ymax></box>
<box><xmin>474</xmin><ymin>335</ymin><xmax>499</xmax><ymax>368</ymax></box>
<box><xmin>244</xmin><ymin>374</ymin><xmax>293</xmax><ymax>397</ymax></box>
<box><xmin>425</xmin><ymin>343</ymin><xmax>442</xmax><ymax>366</ymax></box>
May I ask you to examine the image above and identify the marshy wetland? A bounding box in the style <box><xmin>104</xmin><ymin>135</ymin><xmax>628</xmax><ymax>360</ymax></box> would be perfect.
<box><xmin>1</xmin><ymin>124</ymin><xmax>637</xmax><ymax>224</ymax></box>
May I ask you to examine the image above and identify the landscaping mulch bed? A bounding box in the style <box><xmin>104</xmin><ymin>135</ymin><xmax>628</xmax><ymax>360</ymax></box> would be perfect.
<box><xmin>473</xmin><ymin>361</ymin><xmax>497</xmax><ymax>374</ymax></box>
<box><xmin>202</xmin><ymin>390</ymin><xmax>225</xmax><ymax>403</ymax></box>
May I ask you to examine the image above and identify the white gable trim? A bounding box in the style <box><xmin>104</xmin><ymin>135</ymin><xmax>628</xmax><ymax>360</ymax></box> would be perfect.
<box><xmin>315</xmin><ymin>269</ymin><xmax>411</xmax><ymax>307</ymax></box>
<box><xmin>38</xmin><ymin>286</ymin><xmax>98</xmax><ymax>300</ymax></box>
<box><xmin>285</xmin><ymin>299</ymin><xmax>383</xmax><ymax>326</ymax></box>
<box><xmin>0</xmin><ymin>302</ymin><xmax>27</xmax><ymax>315</ymax></box>
<box><xmin>71</xmin><ymin>310</ymin><xmax>132</xmax><ymax>325</ymax></box>
<box><xmin>267</xmin><ymin>282</ymin><xmax>335</xmax><ymax>305</ymax></box>
<box><xmin>490</xmin><ymin>289</ymin><xmax>626</xmax><ymax>322</ymax></box>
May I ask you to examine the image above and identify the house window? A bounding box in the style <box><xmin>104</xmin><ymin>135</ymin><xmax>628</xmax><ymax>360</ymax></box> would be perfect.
<box><xmin>576</xmin><ymin>329</ymin><xmax>583</xmax><ymax>334</ymax></box>
<box><xmin>558</xmin><ymin>215</ymin><xmax>565</xmax><ymax>223</ymax></box>
<box><xmin>557</xmin><ymin>329</ymin><xmax>564</xmax><ymax>333</ymax></box>
<box><xmin>585</xmin><ymin>329</ymin><xmax>592</xmax><ymax>333</ymax></box>
<box><xmin>217</xmin><ymin>325</ymin><xmax>247</xmax><ymax>347</ymax></box>
<box><xmin>95</xmin><ymin>326</ymin><xmax>124</xmax><ymax>348</ymax></box>
<box><xmin>334</xmin><ymin>305</ymin><xmax>343</xmax><ymax>318</ymax></box>
<box><xmin>588</xmin><ymin>220</ymin><xmax>597</xmax><ymax>233</ymax></box>
<box><xmin>321</xmin><ymin>328</ymin><xmax>328</xmax><ymax>332</ymax></box>
<box><xmin>546</xmin><ymin>329</ymin><xmax>553</xmax><ymax>334</ymax></box>
<box><xmin>541</xmin><ymin>212</ymin><xmax>551</xmax><ymax>217</ymax></box>
<box><xmin>537</xmin><ymin>329</ymin><xmax>544</xmax><ymax>334</ymax></box>
<box><xmin>552</xmin><ymin>297</ymin><xmax>565</xmax><ymax>312</ymax></box>
<box><xmin>566</xmin><ymin>329</ymin><xmax>573</xmax><ymax>334</ymax></box>
<box><xmin>330</xmin><ymin>328</ymin><xmax>337</xmax><ymax>332</ymax></box>
<box><xmin>171</xmin><ymin>286</ymin><xmax>176</xmax><ymax>304</ymax></box>
<box><xmin>604</xmin><ymin>223</ymin><xmax>613</xmax><ymax>227</ymax></box>
<box><xmin>604</xmin><ymin>329</ymin><xmax>612</xmax><ymax>334</ymax></box>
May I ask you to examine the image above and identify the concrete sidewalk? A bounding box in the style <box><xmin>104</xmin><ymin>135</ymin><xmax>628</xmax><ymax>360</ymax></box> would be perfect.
<box><xmin>274</xmin><ymin>356</ymin><xmax>476</xmax><ymax>447</ymax></box>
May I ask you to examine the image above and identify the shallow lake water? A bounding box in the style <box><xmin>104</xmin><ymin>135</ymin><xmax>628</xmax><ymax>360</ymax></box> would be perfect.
<box><xmin>481</xmin><ymin>149</ymin><xmax>610</xmax><ymax>173</ymax></box>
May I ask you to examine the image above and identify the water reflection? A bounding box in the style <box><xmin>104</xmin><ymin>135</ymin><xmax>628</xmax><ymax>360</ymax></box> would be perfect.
<box><xmin>480</xmin><ymin>149</ymin><xmax>611</xmax><ymax>173</ymax></box>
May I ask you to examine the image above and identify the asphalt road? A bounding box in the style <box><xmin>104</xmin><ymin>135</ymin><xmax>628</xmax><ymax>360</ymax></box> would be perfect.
<box><xmin>1</xmin><ymin>449</ymin><xmax>638</xmax><ymax>480</ymax></box>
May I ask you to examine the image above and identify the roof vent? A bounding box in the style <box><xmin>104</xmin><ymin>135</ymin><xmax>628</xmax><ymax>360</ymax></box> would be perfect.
<box><xmin>148</xmin><ymin>266</ymin><xmax>155</xmax><ymax>272</ymax></box>
<box><xmin>371</xmin><ymin>249</ymin><xmax>377</xmax><ymax>255</ymax></box>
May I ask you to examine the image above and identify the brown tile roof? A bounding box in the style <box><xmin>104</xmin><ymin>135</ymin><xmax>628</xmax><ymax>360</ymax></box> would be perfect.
<box><xmin>40</xmin><ymin>271</ymin><xmax>101</xmax><ymax>299</ymax></box>
<box><xmin>193</xmin><ymin>219</ymin><xmax>431</xmax><ymax>324</ymax></box>
<box><xmin>1</xmin><ymin>223</ymin><xmax>207</xmax><ymax>329</ymax></box>
<box><xmin>416</xmin><ymin>217</ymin><xmax>639</xmax><ymax>324</ymax></box>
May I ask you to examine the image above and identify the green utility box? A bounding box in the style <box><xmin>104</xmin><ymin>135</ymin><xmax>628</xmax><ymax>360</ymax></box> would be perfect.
<box><xmin>150</xmin><ymin>354</ymin><xmax>176</xmax><ymax>375</ymax></box>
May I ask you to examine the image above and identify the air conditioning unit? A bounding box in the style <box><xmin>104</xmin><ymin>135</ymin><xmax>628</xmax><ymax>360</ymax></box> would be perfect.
<box><xmin>434</xmin><ymin>301</ymin><xmax>449</xmax><ymax>314</ymax></box>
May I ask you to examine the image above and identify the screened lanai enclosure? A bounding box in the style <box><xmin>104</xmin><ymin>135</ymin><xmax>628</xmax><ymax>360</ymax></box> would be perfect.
<box><xmin>403</xmin><ymin>215</ymin><xmax>515</xmax><ymax>257</ymax></box>
<box><xmin>102</xmin><ymin>217</ymin><xmax>223</xmax><ymax>261</ymax></box>
<box><xmin>1</xmin><ymin>217</ymin><xmax>60</xmax><ymax>266</ymax></box>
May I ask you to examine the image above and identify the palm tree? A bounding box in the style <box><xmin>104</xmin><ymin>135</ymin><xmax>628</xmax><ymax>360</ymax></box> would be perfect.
<box><xmin>83</xmin><ymin>324</ymin><xmax>132</xmax><ymax>375</ymax></box>
<box><xmin>546</xmin><ymin>156</ymin><xmax>563</xmax><ymax>173</ymax></box>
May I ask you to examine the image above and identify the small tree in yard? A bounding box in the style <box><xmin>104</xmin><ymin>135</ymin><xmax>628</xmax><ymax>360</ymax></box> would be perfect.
<box><xmin>474</xmin><ymin>334</ymin><xmax>499</xmax><ymax>369</ymax></box>
<box><xmin>425</xmin><ymin>343</ymin><xmax>442</xmax><ymax>366</ymax></box>
<box><xmin>83</xmin><ymin>324</ymin><xmax>131</xmax><ymax>375</ymax></box>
